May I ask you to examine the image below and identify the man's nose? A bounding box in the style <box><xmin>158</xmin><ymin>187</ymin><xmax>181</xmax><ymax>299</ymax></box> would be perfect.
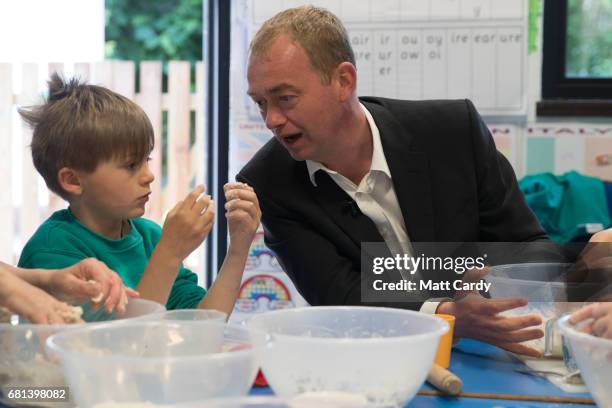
<box><xmin>264</xmin><ymin>106</ymin><xmax>287</xmax><ymax>130</ymax></box>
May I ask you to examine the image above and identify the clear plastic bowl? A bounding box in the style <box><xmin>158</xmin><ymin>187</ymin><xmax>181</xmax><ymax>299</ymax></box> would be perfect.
<box><xmin>139</xmin><ymin>308</ymin><xmax>227</xmax><ymax>322</ymax></box>
<box><xmin>558</xmin><ymin>315</ymin><xmax>612</xmax><ymax>407</ymax></box>
<box><xmin>488</xmin><ymin>263</ymin><xmax>585</xmax><ymax>357</ymax></box>
<box><xmin>246</xmin><ymin>306</ymin><xmax>448</xmax><ymax>408</ymax></box>
<box><xmin>0</xmin><ymin>298</ymin><xmax>164</xmax><ymax>406</ymax></box>
<box><xmin>46</xmin><ymin>321</ymin><xmax>263</xmax><ymax>407</ymax></box>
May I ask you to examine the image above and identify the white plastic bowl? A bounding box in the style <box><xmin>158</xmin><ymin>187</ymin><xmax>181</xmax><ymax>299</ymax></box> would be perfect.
<box><xmin>246</xmin><ymin>306</ymin><xmax>448</xmax><ymax>408</ymax></box>
<box><xmin>46</xmin><ymin>321</ymin><xmax>263</xmax><ymax>407</ymax></box>
<box><xmin>558</xmin><ymin>315</ymin><xmax>612</xmax><ymax>407</ymax></box>
<box><xmin>193</xmin><ymin>394</ymin><xmax>367</xmax><ymax>408</ymax></box>
<box><xmin>0</xmin><ymin>298</ymin><xmax>164</xmax><ymax>405</ymax></box>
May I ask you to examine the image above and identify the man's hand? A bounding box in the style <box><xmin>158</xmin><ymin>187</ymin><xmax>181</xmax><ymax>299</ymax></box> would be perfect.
<box><xmin>437</xmin><ymin>294</ymin><xmax>544</xmax><ymax>357</ymax></box>
<box><xmin>159</xmin><ymin>185</ymin><xmax>215</xmax><ymax>262</ymax></box>
<box><xmin>570</xmin><ymin>302</ymin><xmax>612</xmax><ymax>339</ymax></box>
<box><xmin>224</xmin><ymin>182</ymin><xmax>261</xmax><ymax>253</ymax></box>
<box><xmin>437</xmin><ymin>267</ymin><xmax>543</xmax><ymax>358</ymax></box>
<box><xmin>41</xmin><ymin>258</ymin><xmax>138</xmax><ymax>314</ymax></box>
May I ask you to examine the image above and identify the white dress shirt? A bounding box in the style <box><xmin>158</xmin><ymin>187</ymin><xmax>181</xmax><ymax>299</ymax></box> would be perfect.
<box><xmin>306</xmin><ymin>103</ymin><xmax>443</xmax><ymax>314</ymax></box>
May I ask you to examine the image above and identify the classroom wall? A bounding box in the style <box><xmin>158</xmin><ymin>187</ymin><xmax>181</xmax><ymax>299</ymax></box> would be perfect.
<box><xmin>520</xmin><ymin>5</ymin><xmax>612</xmax><ymax>181</ymax></box>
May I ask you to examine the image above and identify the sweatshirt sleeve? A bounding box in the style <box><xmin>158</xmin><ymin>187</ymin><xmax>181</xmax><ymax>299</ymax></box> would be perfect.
<box><xmin>165</xmin><ymin>264</ymin><xmax>207</xmax><ymax>309</ymax></box>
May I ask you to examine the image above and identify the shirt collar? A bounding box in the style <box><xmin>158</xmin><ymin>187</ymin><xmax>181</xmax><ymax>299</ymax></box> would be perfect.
<box><xmin>306</xmin><ymin>103</ymin><xmax>391</xmax><ymax>186</ymax></box>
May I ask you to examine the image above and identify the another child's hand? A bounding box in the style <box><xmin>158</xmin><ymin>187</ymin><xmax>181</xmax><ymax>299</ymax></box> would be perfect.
<box><xmin>160</xmin><ymin>185</ymin><xmax>215</xmax><ymax>262</ymax></box>
<box><xmin>43</xmin><ymin>258</ymin><xmax>139</xmax><ymax>315</ymax></box>
<box><xmin>224</xmin><ymin>182</ymin><xmax>261</xmax><ymax>253</ymax></box>
<box><xmin>589</xmin><ymin>228</ymin><xmax>612</xmax><ymax>242</ymax></box>
<box><xmin>3</xmin><ymin>276</ymin><xmax>84</xmax><ymax>324</ymax></box>
<box><xmin>570</xmin><ymin>302</ymin><xmax>612</xmax><ymax>339</ymax></box>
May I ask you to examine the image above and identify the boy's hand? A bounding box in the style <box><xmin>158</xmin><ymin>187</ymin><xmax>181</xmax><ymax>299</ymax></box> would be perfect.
<box><xmin>3</xmin><ymin>277</ymin><xmax>84</xmax><ymax>324</ymax></box>
<box><xmin>224</xmin><ymin>182</ymin><xmax>261</xmax><ymax>253</ymax></box>
<box><xmin>159</xmin><ymin>185</ymin><xmax>215</xmax><ymax>262</ymax></box>
<box><xmin>42</xmin><ymin>258</ymin><xmax>139</xmax><ymax>315</ymax></box>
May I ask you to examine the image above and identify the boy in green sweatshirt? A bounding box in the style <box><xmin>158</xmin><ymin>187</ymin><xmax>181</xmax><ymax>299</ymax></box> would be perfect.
<box><xmin>17</xmin><ymin>73</ymin><xmax>260</xmax><ymax>319</ymax></box>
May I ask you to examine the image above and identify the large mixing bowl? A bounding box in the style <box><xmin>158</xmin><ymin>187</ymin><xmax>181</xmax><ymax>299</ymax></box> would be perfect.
<box><xmin>247</xmin><ymin>306</ymin><xmax>448</xmax><ymax>408</ymax></box>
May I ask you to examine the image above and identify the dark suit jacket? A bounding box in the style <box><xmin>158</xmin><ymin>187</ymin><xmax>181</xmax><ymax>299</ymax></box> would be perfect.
<box><xmin>237</xmin><ymin>97</ymin><xmax>547</xmax><ymax>309</ymax></box>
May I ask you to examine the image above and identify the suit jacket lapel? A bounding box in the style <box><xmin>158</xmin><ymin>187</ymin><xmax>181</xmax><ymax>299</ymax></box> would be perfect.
<box><xmin>299</xmin><ymin>164</ymin><xmax>385</xmax><ymax>251</ymax></box>
<box><xmin>362</xmin><ymin>101</ymin><xmax>436</xmax><ymax>242</ymax></box>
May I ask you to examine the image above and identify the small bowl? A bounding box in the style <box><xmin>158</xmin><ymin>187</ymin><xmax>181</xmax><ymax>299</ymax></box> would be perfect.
<box><xmin>139</xmin><ymin>308</ymin><xmax>227</xmax><ymax>322</ymax></box>
<box><xmin>46</xmin><ymin>321</ymin><xmax>263</xmax><ymax>407</ymax></box>
<box><xmin>247</xmin><ymin>306</ymin><xmax>447</xmax><ymax>408</ymax></box>
<box><xmin>0</xmin><ymin>298</ymin><xmax>164</xmax><ymax>406</ymax></box>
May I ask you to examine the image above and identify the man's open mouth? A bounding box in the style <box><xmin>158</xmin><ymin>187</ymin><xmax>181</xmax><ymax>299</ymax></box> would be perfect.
<box><xmin>282</xmin><ymin>133</ymin><xmax>302</xmax><ymax>145</ymax></box>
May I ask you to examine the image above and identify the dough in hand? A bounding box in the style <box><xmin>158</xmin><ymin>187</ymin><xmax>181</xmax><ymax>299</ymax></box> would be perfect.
<box><xmin>59</xmin><ymin>305</ymin><xmax>83</xmax><ymax>324</ymax></box>
<box><xmin>88</xmin><ymin>280</ymin><xmax>104</xmax><ymax>303</ymax></box>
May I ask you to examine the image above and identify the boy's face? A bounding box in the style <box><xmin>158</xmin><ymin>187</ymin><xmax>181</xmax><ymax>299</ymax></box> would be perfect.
<box><xmin>77</xmin><ymin>156</ymin><xmax>154</xmax><ymax>220</ymax></box>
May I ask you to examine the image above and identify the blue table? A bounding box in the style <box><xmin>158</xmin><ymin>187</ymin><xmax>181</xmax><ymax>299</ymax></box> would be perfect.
<box><xmin>251</xmin><ymin>339</ymin><xmax>595</xmax><ymax>407</ymax></box>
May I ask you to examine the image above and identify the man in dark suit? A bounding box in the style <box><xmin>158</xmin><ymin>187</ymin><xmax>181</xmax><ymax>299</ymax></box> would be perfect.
<box><xmin>237</xmin><ymin>5</ymin><xmax>545</xmax><ymax>357</ymax></box>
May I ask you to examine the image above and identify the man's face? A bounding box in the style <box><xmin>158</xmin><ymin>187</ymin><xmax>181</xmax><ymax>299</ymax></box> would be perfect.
<box><xmin>77</xmin><ymin>156</ymin><xmax>154</xmax><ymax>221</ymax></box>
<box><xmin>247</xmin><ymin>35</ymin><xmax>343</xmax><ymax>162</ymax></box>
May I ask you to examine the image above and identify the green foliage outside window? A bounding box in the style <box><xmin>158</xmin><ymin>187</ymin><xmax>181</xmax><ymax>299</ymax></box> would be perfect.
<box><xmin>567</xmin><ymin>0</ymin><xmax>612</xmax><ymax>78</ymax></box>
<box><xmin>105</xmin><ymin>0</ymin><xmax>203</xmax><ymax>90</ymax></box>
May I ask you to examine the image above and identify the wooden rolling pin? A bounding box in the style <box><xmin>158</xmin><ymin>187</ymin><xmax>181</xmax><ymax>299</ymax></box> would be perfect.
<box><xmin>426</xmin><ymin>363</ymin><xmax>463</xmax><ymax>396</ymax></box>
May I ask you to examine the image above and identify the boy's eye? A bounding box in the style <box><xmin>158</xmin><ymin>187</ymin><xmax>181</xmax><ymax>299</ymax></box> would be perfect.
<box><xmin>124</xmin><ymin>161</ymin><xmax>140</xmax><ymax>171</ymax></box>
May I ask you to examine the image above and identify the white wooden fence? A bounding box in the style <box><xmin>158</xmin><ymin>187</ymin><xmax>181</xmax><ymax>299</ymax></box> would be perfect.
<box><xmin>0</xmin><ymin>61</ymin><xmax>205</xmax><ymax>274</ymax></box>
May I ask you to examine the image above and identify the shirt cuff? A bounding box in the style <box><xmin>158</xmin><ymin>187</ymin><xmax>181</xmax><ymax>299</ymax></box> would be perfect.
<box><xmin>419</xmin><ymin>297</ymin><xmax>453</xmax><ymax>314</ymax></box>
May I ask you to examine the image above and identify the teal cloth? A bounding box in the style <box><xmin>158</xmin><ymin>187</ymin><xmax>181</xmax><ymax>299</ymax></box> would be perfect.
<box><xmin>519</xmin><ymin>171</ymin><xmax>610</xmax><ymax>242</ymax></box>
<box><xmin>18</xmin><ymin>209</ymin><xmax>206</xmax><ymax>320</ymax></box>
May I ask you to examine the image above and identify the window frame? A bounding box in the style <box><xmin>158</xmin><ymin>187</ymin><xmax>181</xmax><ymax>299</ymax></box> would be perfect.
<box><xmin>541</xmin><ymin>0</ymin><xmax>612</xmax><ymax>99</ymax></box>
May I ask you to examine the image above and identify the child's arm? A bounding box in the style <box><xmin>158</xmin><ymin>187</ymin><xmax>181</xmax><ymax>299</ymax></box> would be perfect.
<box><xmin>137</xmin><ymin>185</ymin><xmax>215</xmax><ymax>305</ymax></box>
<box><xmin>14</xmin><ymin>258</ymin><xmax>138</xmax><ymax>314</ymax></box>
<box><xmin>570</xmin><ymin>302</ymin><xmax>612</xmax><ymax>339</ymax></box>
<box><xmin>198</xmin><ymin>183</ymin><xmax>261</xmax><ymax>315</ymax></box>
<box><xmin>0</xmin><ymin>262</ymin><xmax>84</xmax><ymax>324</ymax></box>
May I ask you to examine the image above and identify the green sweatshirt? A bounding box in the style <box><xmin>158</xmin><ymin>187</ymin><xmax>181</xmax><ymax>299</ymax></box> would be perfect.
<box><xmin>18</xmin><ymin>209</ymin><xmax>206</xmax><ymax>318</ymax></box>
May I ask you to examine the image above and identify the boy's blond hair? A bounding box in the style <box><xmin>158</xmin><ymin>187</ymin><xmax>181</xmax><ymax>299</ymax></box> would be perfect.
<box><xmin>18</xmin><ymin>73</ymin><xmax>154</xmax><ymax>199</ymax></box>
<box><xmin>249</xmin><ymin>5</ymin><xmax>355</xmax><ymax>83</ymax></box>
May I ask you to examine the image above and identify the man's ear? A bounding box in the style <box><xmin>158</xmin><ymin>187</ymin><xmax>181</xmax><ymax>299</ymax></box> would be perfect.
<box><xmin>334</xmin><ymin>62</ymin><xmax>357</xmax><ymax>102</ymax></box>
<box><xmin>57</xmin><ymin>167</ymin><xmax>83</xmax><ymax>196</ymax></box>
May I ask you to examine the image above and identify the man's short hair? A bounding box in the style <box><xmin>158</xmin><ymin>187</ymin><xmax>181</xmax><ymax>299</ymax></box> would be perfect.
<box><xmin>18</xmin><ymin>73</ymin><xmax>154</xmax><ymax>199</ymax></box>
<box><xmin>249</xmin><ymin>5</ymin><xmax>355</xmax><ymax>83</ymax></box>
